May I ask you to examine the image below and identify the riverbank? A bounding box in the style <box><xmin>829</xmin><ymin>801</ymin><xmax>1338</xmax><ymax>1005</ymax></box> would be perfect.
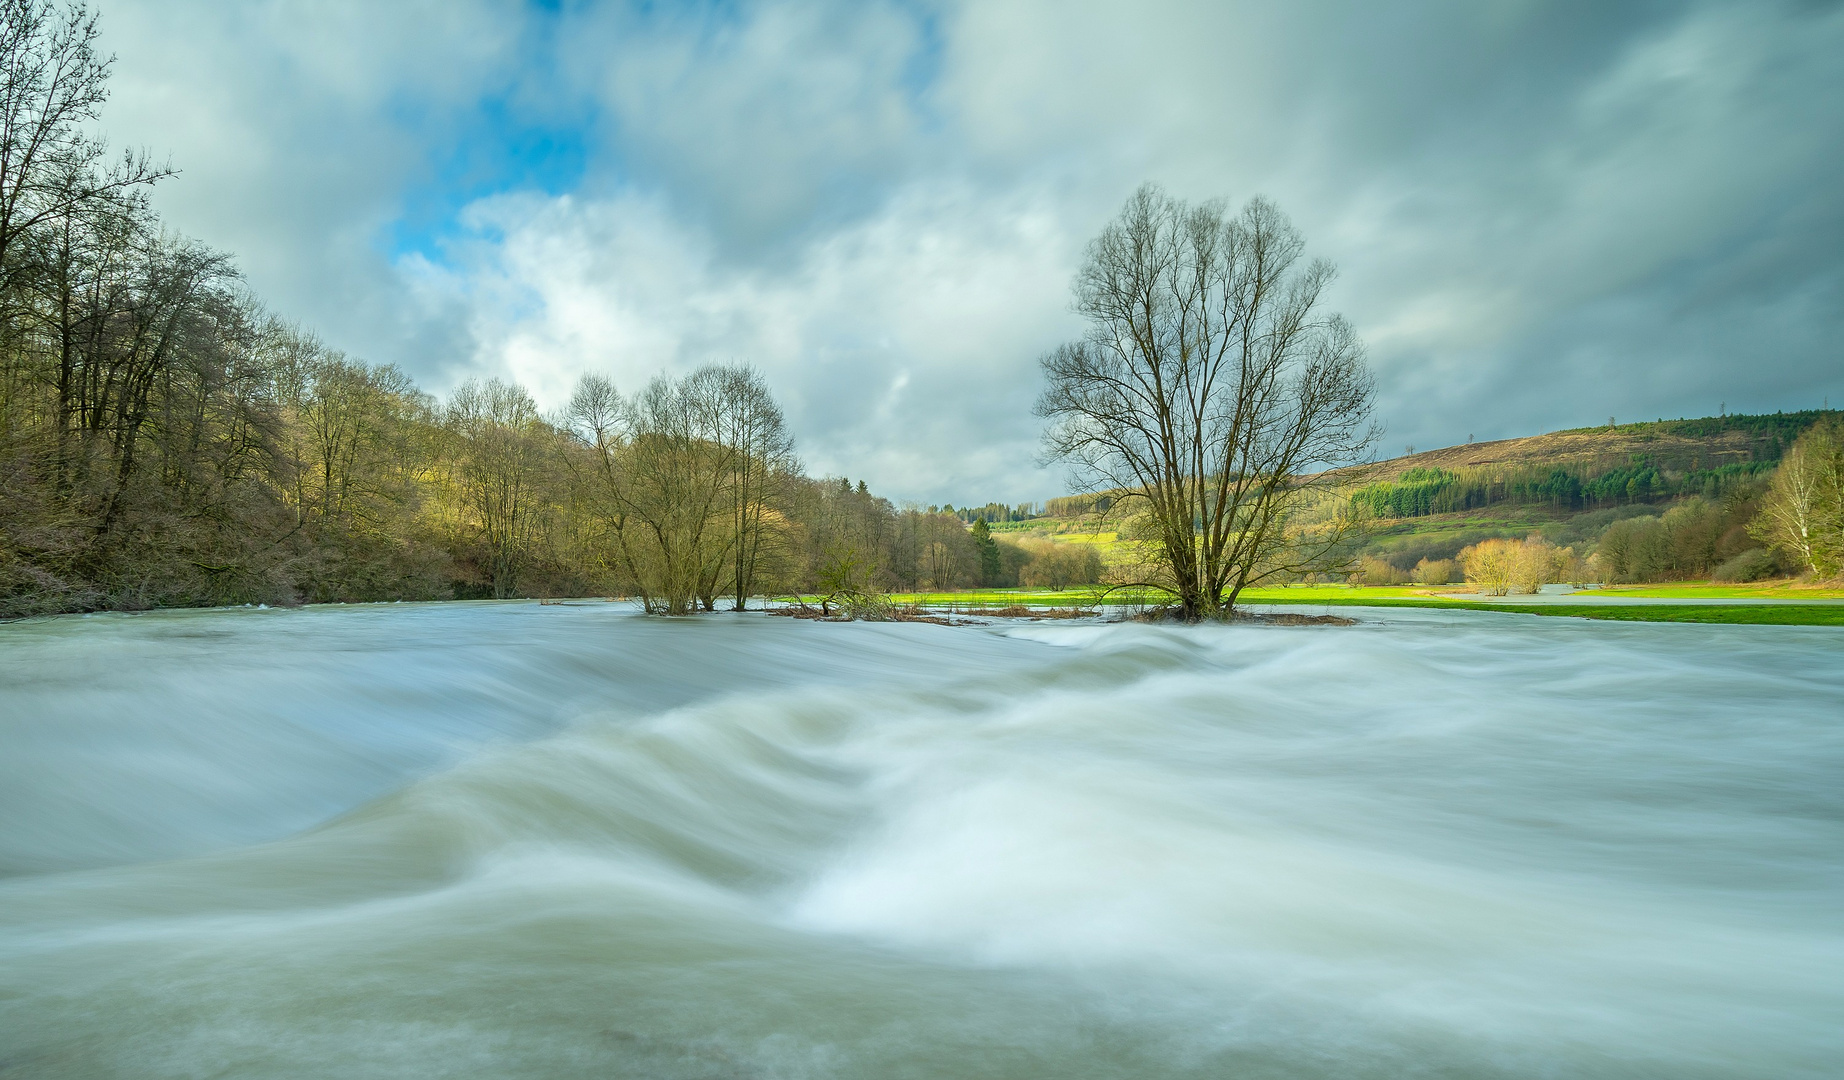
<box><xmin>800</xmin><ymin>585</ymin><xmax>1844</xmax><ymax>625</ymax></box>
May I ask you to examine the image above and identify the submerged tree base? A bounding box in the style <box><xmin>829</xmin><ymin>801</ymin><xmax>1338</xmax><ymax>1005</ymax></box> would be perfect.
<box><xmin>978</xmin><ymin>605</ymin><xmax>1096</xmax><ymax>620</ymax></box>
<box><xmin>1129</xmin><ymin>606</ymin><xmax>1356</xmax><ymax>626</ymax></box>
<box><xmin>1233</xmin><ymin>611</ymin><xmax>1358</xmax><ymax>626</ymax></box>
<box><xmin>766</xmin><ymin>601</ymin><xmax>1099</xmax><ymax>624</ymax></box>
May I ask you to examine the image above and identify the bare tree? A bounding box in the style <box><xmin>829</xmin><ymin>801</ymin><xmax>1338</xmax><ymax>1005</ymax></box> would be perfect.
<box><xmin>446</xmin><ymin>378</ymin><xmax>547</xmax><ymax>599</ymax></box>
<box><xmin>0</xmin><ymin>0</ymin><xmax>168</xmax><ymax>310</ymax></box>
<box><xmin>260</xmin><ymin>321</ymin><xmax>446</xmax><ymax>597</ymax></box>
<box><xmin>712</xmin><ymin>364</ymin><xmax>794</xmax><ymax>610</ymax></box>
<box><xmin>1037</xmin><ymin>185</ymin><xmax>1376</xmax><ymax>620</ymax></box>
<box><xmin>913</xmin><ymin>510</ymin><xmax>973</xmax><ymax>589</ymax></box>
<box><xmin>563</xmin><ymin>365</ymin><xmax>799</xmax><ymax>614</ymax></box>
<box><xmin>587</xmin><ymin>371</ymin><xmax>732</xmax><ymax>614</ymax></box>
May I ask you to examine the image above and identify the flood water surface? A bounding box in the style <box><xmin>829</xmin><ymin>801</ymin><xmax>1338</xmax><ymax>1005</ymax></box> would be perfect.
<box><xmin>1</xmin><ymin>603</ymin><xmax>1839</xmax><ymax>1078</ymax></box>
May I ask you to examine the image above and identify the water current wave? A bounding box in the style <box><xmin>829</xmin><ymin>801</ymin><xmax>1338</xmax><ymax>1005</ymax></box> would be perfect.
<box><xmin>1</xmin><ymin>602</ymin><xmax>1839</xmax><ymax>1077</ymax></box>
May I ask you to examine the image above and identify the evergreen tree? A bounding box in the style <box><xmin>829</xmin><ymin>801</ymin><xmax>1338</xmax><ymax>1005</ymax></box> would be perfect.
<box><xmin>971</xmin><ymin>518</ymin><xmax>1001</xmax><ymax>586</ymax></box>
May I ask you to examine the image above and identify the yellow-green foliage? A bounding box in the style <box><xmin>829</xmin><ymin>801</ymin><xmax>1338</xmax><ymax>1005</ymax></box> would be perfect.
<box><xmin>1459</xmin><ymin>536</ymin><xmax>1576</xmax><ymax>596</ymax></box>
<box><xmin>1749</xmin><ymin>417</ymin><xmax>1844</xmax><ymax>577</ymax></box>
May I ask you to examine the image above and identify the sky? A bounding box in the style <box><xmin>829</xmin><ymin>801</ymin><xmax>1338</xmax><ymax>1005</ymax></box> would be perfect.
<box><xmin>92</xmin><ymin>0</ymin><xmax>1844</xmax><ymax>505</ymax></box>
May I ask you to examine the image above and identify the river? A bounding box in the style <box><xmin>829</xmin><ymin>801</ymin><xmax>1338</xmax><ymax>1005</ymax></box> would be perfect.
<box><xmin>1</xmin><ymin>602</ymin><xmax>1839</xmax><ymax>1078</ymax></box>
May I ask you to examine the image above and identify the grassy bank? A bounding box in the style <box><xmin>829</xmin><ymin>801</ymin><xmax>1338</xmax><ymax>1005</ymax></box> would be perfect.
<box><xmin>1588</xmin><ymin>581</ymin><xmax>1844</xmax><ymax>600</ymax></box>
<box><xmin>1243</xmin><ymin>597</ymin><xmax>1844</xmax><ymax>625</ymax></box>
<box><xmin>1491</xmin><ymin>604</ymin><xmax>1844</xmax><ymax>625</ymax></box>
<box><xmin>875</xmin><ymin>585</ymin><xmax>1464</xmax><ymax>607</ymax></box>
<box><xmin>838</xmin><ymin>587</ymin><xmax>1844</xmax><ymax>625</ymax></box>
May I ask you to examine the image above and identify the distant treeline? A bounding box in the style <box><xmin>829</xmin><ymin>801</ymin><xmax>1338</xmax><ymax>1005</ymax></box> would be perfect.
<box><xmin>1348</xmin><ymin>459</ymin><xmax>1778</xmax><ymax>520</ymax></box>
<box><xmin>939</xmin><ymin>501</ymin><xmax>1045</xmax><ymax>525</ymax></box>
<box><xmin>1560</xmin><ymin>411</ymin><xmax>1831</xmax><ymax>451</ymax></box>
<box><xmin>1045</xmin><ymin>492</ymin><xmax>1116</xmax><ymax>518</ymax></box>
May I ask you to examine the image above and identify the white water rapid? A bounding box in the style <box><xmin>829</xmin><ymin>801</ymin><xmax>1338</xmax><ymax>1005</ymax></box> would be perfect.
<box><xmin>1</xmin><ymin>602</ymin><xmax>1839</xmax><ymax>1077</ymax></box>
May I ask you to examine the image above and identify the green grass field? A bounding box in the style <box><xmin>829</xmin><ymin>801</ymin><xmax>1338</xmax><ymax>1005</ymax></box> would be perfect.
<box><xmin>1241</xmin><ymin>597</ymin><xmax>1844</xmax><ymax>625</ymax></box>
<box><xmin>1239</xmin><ymin>585</ymin><xmax>1459</xmax><ymax>602</ymax></box>
<box><xmin>872</xmin><ymin>585</ymin><xmax>1465</xmax><ymax>607</ymax></box>
<box><xmin>1587</xmin><ymin>581</ymin><xmax>1844</xmax><ymax>600</ymax></box>
<box><xmin>825</xmin><ymin>586</ymin><xmax>1844</xmax><ymax>626</ymax></box>
<box><xmin>874</xmin><ymin>585</ymin><xmax>1468</xmax><ymax>607</ymax></box>
<box><xmin>880</xmin><ymin>589</ymin><xmax>1105</xmax><ymax>608</ymax></box>
<box><xmin>1489</xmin><ymin>604</ymin><xmax>1844</xmax><ymax>625</ymax></box>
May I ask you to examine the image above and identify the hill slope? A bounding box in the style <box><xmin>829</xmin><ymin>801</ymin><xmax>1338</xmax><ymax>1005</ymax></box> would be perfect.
<box><xmin>1360</xmin><ymin>410</ymin><xmax>1828</xmax><ymax>484</ymax></box>
<box><xmin>993</xmin><ymin>409</ymin><xmax>1836</xmax><ymax>585</ymax></box>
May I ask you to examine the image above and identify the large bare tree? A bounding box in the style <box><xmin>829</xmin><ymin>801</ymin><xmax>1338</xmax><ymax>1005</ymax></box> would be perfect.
<box><xmin>711</xmin><ymin>364</ymin><xmax>794</xmax><ymax>610</ymax></box>
<box><xmin>564</xmin><ymin>364</ymin><xmax>799</xmax><ymax>614</ymax></box>
<box><xmin>1037</xmin><ymin>185</ymin><xmax>1376</xmax><ymax>620</ymax></box>
<box><xmin>446</xmin><ymin>378</ymin><xmax>548</xmax><ymax>599</ymax></box>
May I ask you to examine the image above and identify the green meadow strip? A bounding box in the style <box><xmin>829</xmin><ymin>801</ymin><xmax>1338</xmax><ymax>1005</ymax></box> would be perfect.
<box><xmin>1245</xmin><ymin>598</ymin><xmax>1844</xmax><ymax>625</ymax></box>
<box><xmin>779</xmin><ymin>591</ymin><xmax>1843</xmax><ymax>624</ymax></box>
<box><xmin>1472</xmin><ymin>604</ymin><xmax>1844</xmax><ymax>625</ymax></box>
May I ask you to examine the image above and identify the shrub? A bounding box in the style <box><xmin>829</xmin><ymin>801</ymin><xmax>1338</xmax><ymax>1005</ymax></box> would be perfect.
<box><xmin>1018</xmin><ymin>541</ymin><xmax>1103</xmax><ymax>590</ymax></box>
<box><xmin>993</xmin><ymin>537</ymin><xmax>1035</xmax><ymax>586</ymax></box>
<box><xmin>1461</xmin><ymin>536</ymin><xmax>1559</xmax><ymax>595</ymax></box>
<box><xmin>1711</xmin><ymin>548</ymin><xmax>1781</xmax><ymax>583</ymax></box>
<box><xmin>1509</xmin><ymin>537</ymin><xmax>1556</xmax><ymax>595</ymax></box>
<box><xmin>1460</xmin><ymin>539</ymin><xmax>1516</xmax><ymax>595</ymax></box>
<box><xmin>1357</xmin><ymin>555</ymin><xmax>1408</xmax><ymax>585</ymax></box>
<box><xmin>838</xmin><ymin>590</ymin><xmax>896</xmax><ymax>621</ymax></box>
<box><xmin>1412</xmin><ymin>557</ymin><xmax>1454</xmax><ymax>586</ymax></box>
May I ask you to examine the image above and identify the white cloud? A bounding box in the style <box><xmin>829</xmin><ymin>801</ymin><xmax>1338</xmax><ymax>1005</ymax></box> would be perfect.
<box><xmin>416</xmin><ymin>179</ymin><xmax>1081</xmax><ymax>501</ymax></box>
<box><xmin>559</xmin><ymin>0</ymin><xmax>934</xmax><ymax>242</ymax></box>
<box><xmin>91</xmin><ymin>0</ymin><xmax>1844</xmax><ymax>500</ymax></box>
<box><xmin>95</xmin><ymin>0</ymin><xmax>525</xmax><ymax>362</ymax></box>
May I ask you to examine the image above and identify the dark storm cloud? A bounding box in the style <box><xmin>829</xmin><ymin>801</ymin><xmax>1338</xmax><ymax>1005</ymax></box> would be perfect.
<box><xmin>92</xmin><ymin>0</ymin><xmax>1844</xmax><ymax>502</ymax></box>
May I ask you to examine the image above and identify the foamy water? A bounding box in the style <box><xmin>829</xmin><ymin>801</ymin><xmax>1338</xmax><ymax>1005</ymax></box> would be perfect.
<box><xmin>1</xmin><ymin>603</ymin><xmax>1839</xmax><ymax>1077</ymax></box>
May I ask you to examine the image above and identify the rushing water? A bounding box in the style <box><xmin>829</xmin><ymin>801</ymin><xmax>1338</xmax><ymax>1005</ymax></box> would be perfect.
<box><xmin>1</xmin><ymin>603</ymin><xmax>1839</xmax><ymax>1078</ymax></box>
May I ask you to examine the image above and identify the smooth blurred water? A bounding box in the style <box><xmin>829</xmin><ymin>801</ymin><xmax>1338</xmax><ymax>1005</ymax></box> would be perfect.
<box><xmin>1</xmin><ymin>602</ymin><xmax>1839</xmax><ymax>1078</ymax></box>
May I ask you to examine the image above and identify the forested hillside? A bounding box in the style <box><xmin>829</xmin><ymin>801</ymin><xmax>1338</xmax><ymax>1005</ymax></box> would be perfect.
<box><xmin>1334</xmin><ymin>412</ymin><xmax>1841</xmax><ymax>585</ymax></box>
<box><xmin>988</xmin><ymin>411</ymin><xmax>1844</xmax><ymax>589</ymax></box>
<box><xmin>1345</xmin><ymin>412</ymin><xmax>1827</xmax><ymax>519</ymax></box>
